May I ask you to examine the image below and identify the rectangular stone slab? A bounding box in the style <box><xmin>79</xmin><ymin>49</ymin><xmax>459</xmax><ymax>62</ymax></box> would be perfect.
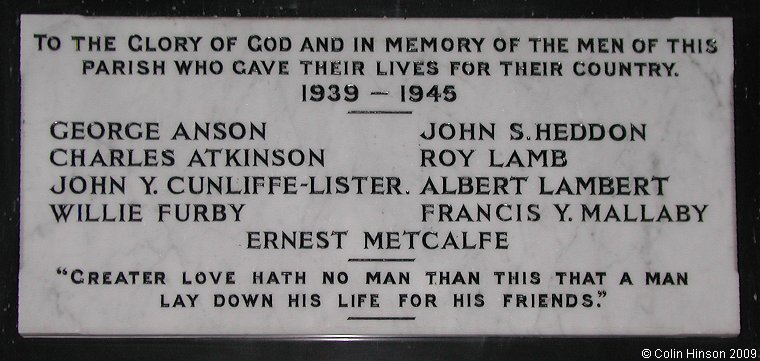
<box><xmin>19</xmin><ymin>15</ymin><xmax>738</xmax><ymax>336</ymax></box>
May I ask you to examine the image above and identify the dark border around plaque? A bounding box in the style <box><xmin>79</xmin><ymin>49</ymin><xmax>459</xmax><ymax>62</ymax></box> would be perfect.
<box><xmin>1</xmin><ymin>0</ymin><xmax>759</xmax><ymax>360</ymax></box>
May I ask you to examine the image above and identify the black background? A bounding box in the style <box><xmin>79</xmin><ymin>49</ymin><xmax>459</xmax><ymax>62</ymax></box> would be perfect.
<box><xmin>2</xmin><ymin>1</ymin><xmax>759</xmax><ymax>360</ymax></box>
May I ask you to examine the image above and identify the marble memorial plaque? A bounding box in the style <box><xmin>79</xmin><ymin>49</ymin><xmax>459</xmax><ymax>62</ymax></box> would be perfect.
<box><xmin>19</xmin><ymin>16</ymin><xmax>738</xmax><ymax>336</ymax></box>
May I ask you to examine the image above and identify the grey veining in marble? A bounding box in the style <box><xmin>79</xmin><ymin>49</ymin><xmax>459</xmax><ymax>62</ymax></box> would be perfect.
<box><xmin>19</xmin><ymin>16</ymin><xmax>737</xmax><ymax>336</ymax></box>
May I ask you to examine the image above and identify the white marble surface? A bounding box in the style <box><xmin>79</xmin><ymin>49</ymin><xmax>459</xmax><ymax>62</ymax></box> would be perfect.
<box><xmin>19</xmin><ymin>16</ymin><xmax>737</xmax><ymax>336</ymax></box>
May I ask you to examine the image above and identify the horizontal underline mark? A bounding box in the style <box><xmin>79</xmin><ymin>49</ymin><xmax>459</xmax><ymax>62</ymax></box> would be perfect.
<box><xmin>347</xmin><ymin>258</ymin><xmax>416</xmax><ymax>262</ymax></box>
<box><xmin>347</xmin><ymin>110</ymin><xmax>413</xmax><ymax>114</ymax></box>
<box><xmin>370</xmin><ymin>91</ymin><xmax>389</xmax><ymax>95</ymax></box>
<box><xmin>347</xmin><ymin>317</ymin><xmax>416</xmax><ymax>321</ymax></box>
